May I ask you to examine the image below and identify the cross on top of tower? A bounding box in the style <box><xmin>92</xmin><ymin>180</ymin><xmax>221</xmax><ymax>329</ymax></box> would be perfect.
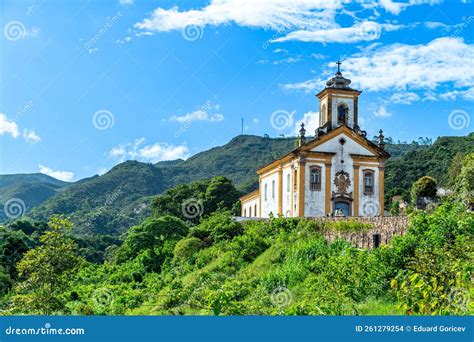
<box><xmin>336</xmin><ymin>60</ymin><xmax>342</xmax><ymax>73</ymax></box>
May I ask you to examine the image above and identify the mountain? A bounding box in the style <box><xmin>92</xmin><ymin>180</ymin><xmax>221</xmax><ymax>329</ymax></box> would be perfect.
<box><xmin>4</xmin><ymin>133</ymin><xmax>472</xmax><ymax>235</ymax></box>
<box><xmin>0</xmin><ymin>173</ymin><xmax>71</xmax><ymax>222</ymax></box>
<box><xmin>384</xmin><ymin>132</ymin><xmax>474</xmax><ymax>200</ymax></box>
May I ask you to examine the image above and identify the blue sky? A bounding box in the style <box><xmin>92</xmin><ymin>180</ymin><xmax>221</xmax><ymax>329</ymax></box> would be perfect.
<box><xmin>1</xmin><ymin>0</ymin><xmax>473</xmax><ymax>181</ymax></box>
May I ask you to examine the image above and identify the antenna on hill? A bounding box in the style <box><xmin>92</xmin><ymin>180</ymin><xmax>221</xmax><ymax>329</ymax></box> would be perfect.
<box><xmin>241</xmin><ymin>118</ymin><xmax>244</xmax><ymax>135</ymax></box>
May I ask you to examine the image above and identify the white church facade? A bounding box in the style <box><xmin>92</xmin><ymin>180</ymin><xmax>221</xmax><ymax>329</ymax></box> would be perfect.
<box><xmin>240</xmin><ymin>63</ymin><xmax>390</xmax><ymax>218</ymax></box>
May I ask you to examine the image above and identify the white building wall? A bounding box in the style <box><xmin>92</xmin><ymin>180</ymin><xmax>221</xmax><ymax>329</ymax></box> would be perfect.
<box><xmin>242</xmin><ymin>197</ymin><xmax>259</xmax><ymax>217</ymax></box>
<box><xmin>356</xmin><ymin>165</ymin><xmax>380</xmax><ymax>216</ymax></box>
<box><xmin>311</xmin><ymin>132</ymin><xmax>379</xmax><ymax>216</ymax></box>
<box><xmin>282</xmin><ymin>165</ymin><xmax>292</xmax><ymax>217</ymax></box>
<box><xmin>303</xmin><ymin>161</ymin><xmax>327</xmax><ymax>217</ymax></box>
<box><xmin>260</xmin><ymin>171</ymin><xmax>279</xmax><ymax>218</ymax></box>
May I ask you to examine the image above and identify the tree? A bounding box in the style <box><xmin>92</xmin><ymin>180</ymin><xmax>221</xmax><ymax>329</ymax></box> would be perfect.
<box><xmin>152</xmin><ymin>176</ymin><xmax>241</xmax><ymax>222</ymax></box>
<box><xmin>411</xmin><ymin>176</ymin><xmax>437</xmax><ymax>205</ymax></box>
<box><xmin>115</xmin><ymin>215</ymin><xmax>189</xmax><ymax>271</ymax></box>
<box><xmin>11</xmin><ymin>216</ymin><xmax>84</xmax><ymax>314</ymax></box>
<box><xmin>453</xmin><ymin>153</ymin><xmax>474</xmax><ymax>208</ymax></box>
<box><xmin>0</xmin><ymin>227</ymin><xmax>34</xmax><ymax>279</ymax></box>
<box><xmin>204</xmin><ymin>176</ymin><xmax>241</xmax><ymax>215</ymax></box>
<box><xmin>190</xmin><ymin>211</ymin><xmax>243</xmax><ymax>244</ymax></box>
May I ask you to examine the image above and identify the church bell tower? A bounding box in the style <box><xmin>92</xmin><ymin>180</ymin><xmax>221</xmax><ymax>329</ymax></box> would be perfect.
<box><xmin>315</xmin><ymin>61</ymin><xmax>364</xmax><ymax>137</ymax></box>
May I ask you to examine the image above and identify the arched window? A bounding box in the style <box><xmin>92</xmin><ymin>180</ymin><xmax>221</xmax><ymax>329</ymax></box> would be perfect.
<box><xmin>249</xmin><ymin>206</ymin><xmax>252</xmax><ymax>217</ymax></box>
<box><xmin>363</xmin><ymin>170</ymin><xmax>374</xmax><ymax>195</ymax></box>
<box><xmin>264</xmin><ymin>183</ymin><xmax>268</xmax><ymax>201</ymax></box>
<box><xmin>287</xmin><ymin>173</ymin><xmax>290</xmax><ymax>192</ymax></box>
<box><xmin>272</xmin><ymin>180</ymin><xmax>275</xmax><ymax>199</ymax></box>
<box><xmin>254</xmin><ymin>204</ymin><xmax>257</xmax><ymax>217</ymax></box>
<box><xmin>310</xmin><ymin>166</ymin><xmax>322</xmax><ymax>191</ymax></box>
<box><xmin>244</xmin><ymin>208</ymin><xmax>247</xmax><ymax>217</ymax></box>
<box><xmin>337</xmin><ymin>103</ymin><xmax>348</xmax><ymax>126</ymax></box>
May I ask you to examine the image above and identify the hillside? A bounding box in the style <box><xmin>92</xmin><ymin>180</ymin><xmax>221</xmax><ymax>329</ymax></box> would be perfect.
<box><xmin>0</xmin><ymin>173</ymin><xmax>71</xmax><ymax>222</ymax></box>
<box><xmin>5</xmin><ymin>133</ymin><xmax>472</xmax><ymax>235</ymax></box>
<box><xmin>384</xmin><ymin>132</ymin><xmax>474</xmax><ymax>200</ymax></box>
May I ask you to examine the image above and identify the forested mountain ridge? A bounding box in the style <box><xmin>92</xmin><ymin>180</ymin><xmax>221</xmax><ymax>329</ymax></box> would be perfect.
<box><xmin>0</xmin><ymin>173</ymin><xmax>71</xmax><ymax>222</ymax></box>
<box><xmin>2</xmin><ymin>133</ymin><xmax>472</xmax><ymax>235</ymax></box>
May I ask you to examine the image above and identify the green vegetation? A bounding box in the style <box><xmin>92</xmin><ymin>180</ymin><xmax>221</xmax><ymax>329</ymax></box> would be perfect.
<box><xmin>322</xmin><ymin>219</ymin><xmax>373</xmax><ymax>233</ymax></box>
<box><xmin>411</xmin><ymin>176</ymin><xmax>438</xmax><ymax>204</ymax></box>
<box><xmin>0</xmin><ymin>133</ymin><xmax>472</xmax><ymax>316</ymax></box>
<box><xmin>0</xmin><ymin>173</ymin><xmax>71</xmax><ymax>222</ymax></box>
<box><xmin>2</xmin><ymin>134</ymin><xmax>471</xmax><ymax>235</ymax></box>
<box><xmin>1</xmin><ymin>187</ymin><xmax>471</xmax><ymax>316</ymax></box>
<box><xmin>385</xmin><ymin>133</ymin><xmax>474</xmax><ymax>204</ymax></box>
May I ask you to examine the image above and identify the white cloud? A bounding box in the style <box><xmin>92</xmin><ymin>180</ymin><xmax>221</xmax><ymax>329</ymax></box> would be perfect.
<box><xmin>135</xmin><ymin>1</ymin><xmax>342</xmax><ymax>33</ymax></box>
<box><xmin>88</xmin><ymin>48</ymin><xmax>99</xmax><ymax>54</ymax></box>
<box><xmin>116</xmin><ymin>36</ymin><xmax>132</xmax><ymax>44</ymax></box>
<box><xmin>23</xmin><ymin>129</ymin><xmax>41</xmax><ymax>143</ymax></box>
<box><xmin>273</xmin><ymin>48</ymin><xmax>288</xmax><ymax>54</ymax></box>
<box><xmin>378</xmin><ymin>0</ymin><xmax>441</xmax><ymax>15</ymax></box>
<box><xmin>109</xmin><ymin>139</ymin><xmax>189</xmax><ymax>163</ymax></box>
<box><xmin>373</xmin><ymin>105</ymin><xmax>391</xmax><ymax>118</ymax></box>
<box><xmin>283</xmin><ymin>38</ymin><xmax>474</xmax><ymax>95</ymax></box>
<box><xmin>271</xmin><ymin>21</ymin><xmax>383</xmax><ymax>44</ymax></box>
<box><xmin>424</xmin><ymin>21</ymin><xmax>450</xmax><ymax>30</ymax></box>
<box><xmin>119</xmin><ymin>0</ymin><xmax>133</xmax><ymax>5</ymax></box>
<box><xmin>439</xmin><ymin>87</ymin><xmax>474</xmax><ymax>101</ymax></box>
<box><xmin>39</xmin><ymin>164</ymin><xmax>74</xmax><ymax>182</ymax></box>
<box><xmin>273</xmin><ymin>57</ymin><xmax>302</xmax><ymax>65</ymax></box>
<box><xmin>134</xmin><ymin>1</ymin><xmax>433</xmax><ymax>43</ymax></box>
<box><xmin>169</xmin><ymin>104</ymin><xmax>224</xmax><ymax>123</ymax></box>
<box><xmin>0</xmin><ymin>114</ymin><xmax>20</xmax><ymax>138</ymax></box>
<box><xmin>311</xmin><ymin>53</ymin><xmax>327</xmax><ymax>59</ymax></box>
<box><xmin>294</xmin><ymin>111</ymin><xmax>320</xmax><ymax>136</ymax></box>
<box><xmin>139</xmin><ymin>143</ymin><xmax>189</xmax><ymax>163</ymax></box>
<box><xmin>389</xmin><ymin>92</ymin><xmax>420</xmax><ymax>104</ymax></box>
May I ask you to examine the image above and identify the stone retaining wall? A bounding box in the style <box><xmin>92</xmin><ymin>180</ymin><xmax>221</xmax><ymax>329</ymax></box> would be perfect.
<box><xmin>316</xmin><ymin>216</ymin><xmax>409</xmax><ymax>249</ymax></box>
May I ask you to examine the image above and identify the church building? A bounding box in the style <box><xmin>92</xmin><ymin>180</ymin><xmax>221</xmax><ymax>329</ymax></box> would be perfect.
<box><xmin>240</xmin><ymin>62</ymin><xmax>390</xmax><ymax>218</ymax></box>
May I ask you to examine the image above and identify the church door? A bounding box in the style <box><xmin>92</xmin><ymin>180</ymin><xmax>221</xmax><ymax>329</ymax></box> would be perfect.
<box><xmin>334</xmin><ymin>201</ymin><xmax>350</xmax><ymax>216</ymax></box>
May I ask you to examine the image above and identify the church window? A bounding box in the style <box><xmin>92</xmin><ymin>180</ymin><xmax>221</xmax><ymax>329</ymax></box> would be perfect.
<box><xmin>244</xmin><ymin>208</ymin><xmax>247</xmax><ymax>217</ymax></box>
<box><xmin>254</xmin><ymin>204</ymin><xmax>257</xmax><ymax>217</ymax></box>
<box><xmin>264</xmin><ymin>184</ymin><xmax>268</xmax><ymax>201</ymax></box>
<box><xmin>272</xmin><ymin>180</ymin><xmax>275</xmax><ymax>199</ymax></box>
<box><xmin>249</xmin><ymin>206</ymin><xmax>252</xmax><ymax>217</ymax></box>
<box><xmin>337</xmin><ymin>103</ymin><xmax>348</xmax><ymax>126</ymax></box>
<box><xmin>363</xmin><ymin>170</ymin><xmax>374</xmax><ymax>195</ymax></box>
<box><xmin>287</xmin><ymin>173</ymin><xmax>290</xmax><ymax>192</ymax></box>
<box><xmin>310</xmin><ymin>166</ymin><xmax>322</xmax><ymax>191</ymax></box>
